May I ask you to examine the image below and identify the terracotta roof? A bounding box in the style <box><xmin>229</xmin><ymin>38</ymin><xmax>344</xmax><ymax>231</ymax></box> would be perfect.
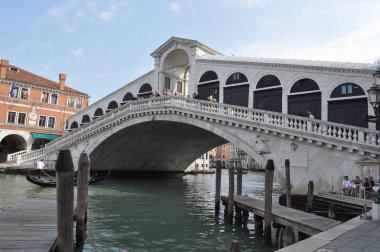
<box><xmin>4</xmin><ymin>64</ymin><xmax>88</xmax><ymax>96</ymax></box>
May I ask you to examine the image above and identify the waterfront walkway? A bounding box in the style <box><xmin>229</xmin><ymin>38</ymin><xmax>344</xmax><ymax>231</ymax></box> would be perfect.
<box><xmin>221</xmin><ymin>195</ymin><xmax>342</xmax><ymax>236</ymax></box>
<box><xmin>0</xmin><ymin>198</ymin><xmax>56</xmax><ymax>251</ymax></box>
<box><xmin>277</xmin><ymin>215</ymin><xmax>380</xmax><ymax>252</ymax></box>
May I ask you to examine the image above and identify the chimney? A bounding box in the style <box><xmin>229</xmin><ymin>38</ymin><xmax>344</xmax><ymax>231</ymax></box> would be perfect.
<box><xmin>0</xmin><ymin>59</ymin><xmax>9</xmax><ymax>79</ymax></box>
<box><xmin>59</xmin><ymin>73</ymin><xmax>66</xmax><ymax>91</ymax></box>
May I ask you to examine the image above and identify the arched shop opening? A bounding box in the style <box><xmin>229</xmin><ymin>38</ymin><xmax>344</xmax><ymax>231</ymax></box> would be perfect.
<box><xmin>94</xmin><ymin>108</ymin><xmax>104</xmax><ymax>119</ymax></box>
<box><xmin>121</xmin><ymin>92</ymin><xmax>134</xmax><ymax>105</ymax></box>
<box><xmin>0</xmin><ymin>134</ymin><xmax>27</xmax><ymax>162</ymax></box>
<box><xmin>70</xmin><ymin>121</ymin><xmax>79</xmax><ymax>130</ymax></box>
<box><xmin>197</xmin><ymin>71</ymin><xmax>219</xmax><ymax>101</ymax></box>
<box><xmin>106</xmin><ymin>101</ymin><xmax>118</xmax><ymax>113</ymax></box>
<box><xmin>328</xmin><ymin>83</ymin><xmax>368</xmax><ymax>128</ymax></box>
<box><xmin>288</xmin><ymin>78</ymin><xmax>321</xmax><ymax>119</ymax></box>
<box><xmin>81</xmin><ymin>115</ymin><xmax>91</xmax><ymax>124</ymax></box>
<box><xmin>253</xmin><ymin>75</ymin><xmax>282</xmax><ymax>112</ymax></box>
<box><xmin>224</xmin><ymin>72</ymin><xmax>249</xmax><ymax>107</ymax></box>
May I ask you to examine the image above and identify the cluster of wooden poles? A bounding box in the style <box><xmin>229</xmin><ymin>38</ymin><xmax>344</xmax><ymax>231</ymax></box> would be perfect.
<box><xmin>54</xmin><ymin>150</ymin><xmax>90</xmax><ymax>252</ymax></box>
<box><xmin>215</xmin><ymin>159</ymin><xmax>314</xmax><ymax>251</ymax></box>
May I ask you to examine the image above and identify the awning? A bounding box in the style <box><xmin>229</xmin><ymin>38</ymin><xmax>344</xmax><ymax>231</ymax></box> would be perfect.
<box><xmin>31</xmin><ymin>132</ymin><xmax>60</xmax><ymax>141</ymax></box>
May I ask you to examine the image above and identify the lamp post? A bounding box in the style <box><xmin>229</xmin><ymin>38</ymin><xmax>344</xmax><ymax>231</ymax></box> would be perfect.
<box><xmin>367</xmin><ymin>68</ymin><xmax>380</xmax><ymax>220</ymax></box>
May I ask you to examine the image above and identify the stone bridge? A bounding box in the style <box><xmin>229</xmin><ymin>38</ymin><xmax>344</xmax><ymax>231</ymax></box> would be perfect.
<box><xmin>19</xmin><ymin>96</ymin><xmax>380</xmax><ymax>193</ymax></box>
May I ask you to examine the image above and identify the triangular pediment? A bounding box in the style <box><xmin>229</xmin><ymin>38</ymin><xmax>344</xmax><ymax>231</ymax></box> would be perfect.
<box><xmin>355</xmin><ymin>156</ymin><xmax>380</xmax><ymax>164</ymax></box>
<box><xmin>150</xmin><ymin>36</ymin><xmax>223</xmax><ymax>58</ymax></box>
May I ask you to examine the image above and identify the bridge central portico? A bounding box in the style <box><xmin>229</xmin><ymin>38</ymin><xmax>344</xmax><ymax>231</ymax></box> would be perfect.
<box><xmin>20</xmin><ymin>96</ymin><xmax>380</xmax><ymax>193</ymax></box>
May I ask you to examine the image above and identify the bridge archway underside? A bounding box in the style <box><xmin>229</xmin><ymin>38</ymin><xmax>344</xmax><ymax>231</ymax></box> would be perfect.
<box><xmin>90</xmin><ymin>121</ymin><xmax>227</xmax><ymax>172</ymax></box>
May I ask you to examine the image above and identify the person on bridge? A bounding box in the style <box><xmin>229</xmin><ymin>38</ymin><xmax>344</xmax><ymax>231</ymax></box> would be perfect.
<box><xmin>36</xmin><ymin>159</ymin><xmax>44</xmax><ymax>179</ymax></box>
<box><xmin>342</xmin><ymin>176</ymin><xmax>351</xmax><ymax>196</ymax></box>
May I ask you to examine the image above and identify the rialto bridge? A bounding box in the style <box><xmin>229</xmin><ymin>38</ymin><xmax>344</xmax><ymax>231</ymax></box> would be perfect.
<box><xmin>14</xmin><ymin>37</ymin><xmax>380</xmax><ymax>193</ymax></box>
<box><xmin>18</xmin><ymin>96</ymin><xmax>380</xmax><ymax>193</ymax></box>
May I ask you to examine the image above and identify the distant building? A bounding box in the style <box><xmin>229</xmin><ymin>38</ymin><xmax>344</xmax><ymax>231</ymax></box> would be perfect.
<box><xmin>0</xmin><ymin>59</ymin><xmax>89</xmax><ymax>161</ymax></box>
<box><xmin>185</xmin><ymin>151</ymin><xmax>211</xmax><ymax>172</ymax></box>
<box><xmin>210</xmin><ymin>144</ymin><xmax>230</xmax><ymax>167</ymax></box>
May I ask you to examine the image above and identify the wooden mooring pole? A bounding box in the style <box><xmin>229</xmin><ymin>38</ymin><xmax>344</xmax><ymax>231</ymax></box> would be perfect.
<box><xmin>264</xmin><ymin>159</ymin><xmax>274</xmax><ymax>246</ymax></box>
<box><xmin>285</xmin><ymin>159</ymin><xmax>292</xmax><ymax>208</ymax></box>
<box><xmin>215</xmin><ymin>160</ymin><xmax>222</xmax><ymax>216</ymax></box>
<box><xmin>235</xmin><ymin>163</ymin><xmax>243</xmax><ymax>224</ymax></box>
<box><xmin>56</xmin><ymin>150</ymin><xmax>74</xmax><ymax>252</ymax></box>
<box><xmin>306</xmin><ymin>181</ymin><xmax>314</xmax><ymax>213</ymax></box>
<box><xmin>227</xmin><ymin>166</ymin><xmax>234</xmax><ymax>224</ymax></box>
<box><xmin>229</xmin><ymin>240</ymin><xmax>241</xmax><ymax>252</ymax></box>
<box><xmin>76</xmin><ymin>153</ymin><xmax>90</xmax><ymax>248</ymax></box>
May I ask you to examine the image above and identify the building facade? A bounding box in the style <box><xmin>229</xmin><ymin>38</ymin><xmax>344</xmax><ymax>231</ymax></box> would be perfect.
<box><xmin>0</xmin><ymin>59</ymin><xmax>89</xmax><ymax>161</ymax></box>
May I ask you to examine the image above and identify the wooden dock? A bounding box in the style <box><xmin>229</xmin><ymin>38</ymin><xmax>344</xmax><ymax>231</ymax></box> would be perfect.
<box><xmin>0</xmin><ymin>198</ymin><xmax>57</xmax><ymax>252</ymax></box>
<box><xmin>221</xmin><ymin>195</ymin><xmax>341</xmax><ymax>236</ymax></box>
<box><xmin>316</xmin><ymin>192</ymin><xmax>373</xmax><ymax>210</ymax></box>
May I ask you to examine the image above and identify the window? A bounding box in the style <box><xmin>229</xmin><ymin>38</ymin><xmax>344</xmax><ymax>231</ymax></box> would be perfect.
<box><xmin>164</xmin><ymin>77</ymin><xmax>171</xmax><ymax>90</ymax></box>
<box><xmin>64</xmin><ymin>119</ymin><xmax>69</xmax><ymax>129</ymax></box>
<box><xmin>7</xmin><ymin>111</ymin><xmax>16</xmax><ymax>123</ymax></box>
<box><xmin>67</xmin><ymin>97</ymin><xmax>75</xmax><ymax>107</ymax></box>
<box><xmin>76</xmin><ymin>98</ymin><xmax>82</xmax><ymax>109</ymax></box>
<box><xmin>48</xmin><ymin>117</ymin><xmax>55</xmax><ymax>128</ymax></box>
<box><xmin>10</xmin><ymin>86</ymin><xmax>19</xmax><ymax>98</ymax></box>
<box><xmin>38</xmin><ymin>116</ymin><xmax>46</xmax><ymax>127</ymax></box>
<box><xmin>51</xmin><ymin>94</ymin><xmax>58</xmax><ymax>105</ymax></box>
<box><xmin>18</xmin><ymin>113</ymin><xmax>26</xmax><ymax>125</ymax></box>
<box><xmin>41</xmin><ymin>91</ymin><xmax>49</xmax><ymax>103</ymax></box>
<box><xmin>177</xmin><ymin>81</ymin><xmax>183</xmax><ymax>94</ymax></box>
<box><xmin>21</xmin><ymin>88</ymin><xmax>29</xmax><ymax>99</ymax></box>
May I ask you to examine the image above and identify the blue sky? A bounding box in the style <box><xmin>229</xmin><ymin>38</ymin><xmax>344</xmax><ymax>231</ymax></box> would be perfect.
<box><xmin>1</xmin><ymin>0</ymin><xmax>379</xmax><ymax>103</ymax></box>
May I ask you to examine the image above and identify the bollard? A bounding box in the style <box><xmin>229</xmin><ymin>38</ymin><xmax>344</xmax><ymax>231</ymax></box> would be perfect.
<box><xmin>264</xmin><ymin>159</ymin><xmax>274</xmax><ymax>246</ymax></box>
<box><xmin>76</xmin><ymin>153</ymin><xmax>90</xmax><ymax>247</ymax></box>
<box><xmin>306</xmin><ymin>181</ymin><xmax>314</xmax><ymax>213</ymax></box>
<box><xmin>56</xmin><ymin>150</ymin><xmax>74</xmax><ymax>252</ymax></box>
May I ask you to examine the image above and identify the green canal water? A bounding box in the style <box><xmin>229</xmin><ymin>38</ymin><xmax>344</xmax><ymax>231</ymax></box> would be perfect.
<box><xmin>0</xmin><ymin>170</ymin><xmax>281</xmax><ymax>251</ymax></box>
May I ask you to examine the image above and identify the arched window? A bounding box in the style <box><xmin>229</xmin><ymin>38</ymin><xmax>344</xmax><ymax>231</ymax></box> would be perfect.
<box><xmin>199</xmin><ymin>71</ymin><xmax>218</xmax><ymax>83</ymax></box>
<box><xmin>197</xmin><ymin>71</ymin><xmax>220</xmax><ymax>101</ymax></box>
<box><xmin>123</xmin><ymin>92</ymin><xmax>134</xmax><ymax>102</ymax></box>
<box><xmin>330</xmin><ymin>83</ymin><xmax>365</xmax><ymax>98</ymax></box>
<box><xmin>328</xmin><ymin>83</ymin><xmax>367</xmax><ymax>127</ymax></box>
<box><xmin>288</xmin><ymin>78</ymin><xmax>321</xmax><ymax>119</ymax></box>
<box><xmin>224</xmin><ymin>72</ymin><xmax>249</xmax><ymax>107</ymax></box>
<box><xmin>70</xmin><ymin>121</ymin><xmax>78</xmax><ymax>129</ymax></box>
<box><xmin>290</xmin><ymin>78</ymin><xmax>319</xmax><ymax>93</ymax></box>
<box><xmin>139</xmin><ymin>83</ymin><xmax>152</xmax><ymax>94</ymax></box>
<box><xmin>94</xmin><ymin>108</ymin><xmax>103</xmax><ymax>117</ymax></box>
<box><xmin>81</xmin><ymin>115</ymin><xmax>90</xmax><ymax>124</ymax></box>
<box><xmin>254</xmin><ymin>75</ymin><xmax>282</xmax><ymax>112</ymax></box>
<box><xmin>226</xmin><ymin>72</ymin><xmax>248</xmax><ymax>85</ymax></box>
<box><xmin>256</xmin><ymin>75</ymin><xmax>281</xmax><ymax>89</ymax></box>
<box><xmin>107</xmin><ymin>101</ymin><xmax>118</xmax><ymax>111</ymax></box>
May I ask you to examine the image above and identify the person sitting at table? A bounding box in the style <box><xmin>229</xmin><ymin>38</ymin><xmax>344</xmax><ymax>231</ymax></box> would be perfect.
<box><xmin>359</xmin><ymin>177</ymin><xmax>371</xmax><ymax>198</ymax></box>
<box><xmin>342</xmin><ymin>176</ymin><xmax>351</xmax><ymax>196</ymax></box>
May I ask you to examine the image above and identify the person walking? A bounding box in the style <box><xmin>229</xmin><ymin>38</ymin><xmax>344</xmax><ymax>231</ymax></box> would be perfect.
<box><xmin>36</xmin><ymin>159</ymin><xmax>44</xmax><ymax>179</ymax></box>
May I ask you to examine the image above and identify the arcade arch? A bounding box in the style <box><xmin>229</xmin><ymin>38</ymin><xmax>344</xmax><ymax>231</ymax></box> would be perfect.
<box><xmin>138</xmin><ymin>83</ymin><xmax>153</xmax><ymax>99</ymax></box>
<box><xmin>288</xmin><ymin>78</ymin><xmax>321</xmax><ymax>119</ymax></box>
<box><xmin>328</xmin><ymin>83</ymin><xmax>367</xmax><ymax>127</ymax></box>
<box><xmin>224</xmin><ymin>72</ymin><xmax>249</xmax><ymax>107</ymax></box>
<box><xmin>197</xmin><ymin>70</ymin><xmax>220</xmax><ymax>101</ymax></box>
<box><xmin>0</xmin><ymin>134</ymin><xmax>27</xmax><ymax>162</ymax></box>
<box><xmin>254</xmin><ymin>75</ymin><xmax>282</xmax><ymax>112</ymax></box>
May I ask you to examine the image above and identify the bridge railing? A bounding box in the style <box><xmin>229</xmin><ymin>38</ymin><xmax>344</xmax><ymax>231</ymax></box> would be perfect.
<box><xmin>19</xmin><ymin>95</ymin><xmax>379</xmax><ymax>163</ymax></box>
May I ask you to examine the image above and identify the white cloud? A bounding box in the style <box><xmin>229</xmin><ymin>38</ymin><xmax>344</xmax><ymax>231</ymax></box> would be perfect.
<box><xmin>98</xmin><ymin>4</ymin><xmax>118</xmax><ymax>21</ymax></box>
<box><xmin>230</xmin><ymin>17</ymin><xmax>380</xmax><ymax>63</ymax></box>
<box><xmin>222</xmin><ymin>0</ymin><xmax>267</xmax><ymax>7</ymax></box>
<box><xmin>71</xmin><ymin>48</ymin><xmax>85</xmax><ymax>59</ymax></box>
<box><xmin>170</xmin><ymin>2</ymin><xmax>181</xmax><ymax>13</ymax></box>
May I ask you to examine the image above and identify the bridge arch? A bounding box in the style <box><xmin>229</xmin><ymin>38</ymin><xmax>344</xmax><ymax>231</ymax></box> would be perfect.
<box><xmin>86</xmin><ymin>114</ymin><xmax>267</xmax><ymax>171</ymax></box>
<box><xmin>81</xmin><ymin>115</ymin><xmax>91</xmax><ymax>124</ymax></box>
<box><xmin>328</xmin><ymin>83</ymin><xmax>367</xmax><ymax>127</ymax></box>
<box><xmin>288</xmin><ymin>78</ymin><xmax>321</xmax><ymax>118</ymax></box>
<box><xmin>224</xmin><ymin>72</ymin><xmax>249</xmax><ymax>107</ymax></box>
<box><xmin>197</xmin><ymin>70</ymin><xmax>220</xmax><ymax>101</ymax></box>
<box><xmin>254</xmin><ymin>74</ymin><xmax>282</xmax><ymax>112</ymax></box>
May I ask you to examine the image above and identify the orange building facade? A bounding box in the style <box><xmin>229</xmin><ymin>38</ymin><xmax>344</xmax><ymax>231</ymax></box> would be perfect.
<box><xmin>0</xmin><ymin>59</ymin><xmax>89</xmax><ymax>161</ymax></box>
<box><xmin>210</xmin><ymin>144</ymin><xmax>230</xmax><ymax>167</ymax></box>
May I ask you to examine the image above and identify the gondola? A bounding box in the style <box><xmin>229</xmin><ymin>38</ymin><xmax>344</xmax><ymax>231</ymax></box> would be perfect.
<box><xmin>26</xmin><ymin>168</ymin><xmax>111</xmax><ymax>187</ymax></box>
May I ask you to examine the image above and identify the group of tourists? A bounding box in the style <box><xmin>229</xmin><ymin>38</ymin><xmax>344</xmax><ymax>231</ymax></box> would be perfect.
<box><xmin>342</xmin><ymin>175</ymin><xmax>376</xmax><ymax>198</ymax></box>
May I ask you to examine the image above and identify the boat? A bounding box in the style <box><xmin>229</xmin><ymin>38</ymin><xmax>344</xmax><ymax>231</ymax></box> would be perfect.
<box><xmin>26</xmin><ymin>168</ymin><xmax>111</xmax><ymax>187</ymax></box>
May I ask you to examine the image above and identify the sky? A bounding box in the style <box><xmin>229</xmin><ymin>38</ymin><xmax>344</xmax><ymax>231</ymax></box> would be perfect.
<box><xmin>1</xmin><ymin>0</ymin><xmax>380</xmax><ymax>103</ymax></box>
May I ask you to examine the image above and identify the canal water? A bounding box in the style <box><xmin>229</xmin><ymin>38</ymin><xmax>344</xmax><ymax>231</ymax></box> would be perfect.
<box><xmin>0</xmin><ymin>170</ymin><xmax>281</xmax><ymax>251</ymax></box>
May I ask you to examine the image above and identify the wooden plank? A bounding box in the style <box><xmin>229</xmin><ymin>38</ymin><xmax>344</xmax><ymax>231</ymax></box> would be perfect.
<box><xmin>0</xmin><ymin>199</ymin><xmax>56</xmax><ymax>252</ymax></box>
<box><xmin>221</xmin><ymin>195</ymin><xmax>341</xmax><ymax>236</ymax></box>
